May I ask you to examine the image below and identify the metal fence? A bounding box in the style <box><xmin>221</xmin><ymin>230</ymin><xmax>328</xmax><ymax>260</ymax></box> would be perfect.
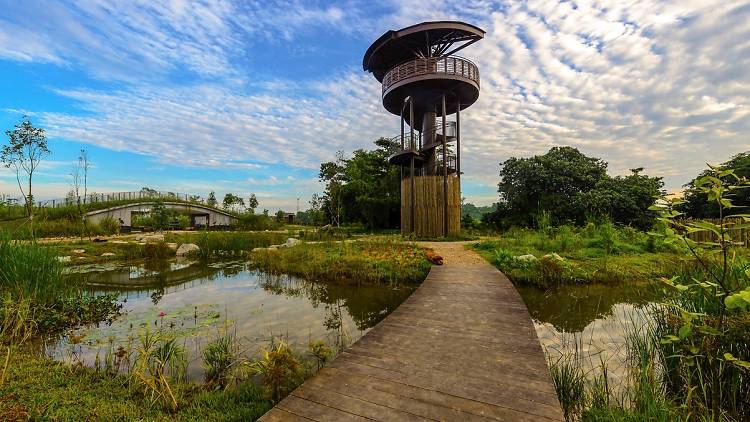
<box><xmin>19</xmin><ymin>191</ymin><xmax>205</xmax><ymax>208</ymax></box>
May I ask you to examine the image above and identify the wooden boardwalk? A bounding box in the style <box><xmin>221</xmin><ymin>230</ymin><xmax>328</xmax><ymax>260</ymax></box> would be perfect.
<box><xmin>259</xmin><ymin>244</ymin><xmax>564</xmax><ymax>421</ymax></box>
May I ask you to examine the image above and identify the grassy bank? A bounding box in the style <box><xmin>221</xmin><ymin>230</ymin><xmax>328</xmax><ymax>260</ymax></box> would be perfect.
<box><xmin>1</xmin><ymin>345</ymin><xmax>274</xmax><ymax>421</ymax></box>
<box><xmin>471</xmin><ymin>223</ymin><xmax>688</xmax><ymax>287</ymax></box>
<box><xmin>250</xmin><ymin>240</ymin><xmax>431</xmax><ymax>285</ymax></box>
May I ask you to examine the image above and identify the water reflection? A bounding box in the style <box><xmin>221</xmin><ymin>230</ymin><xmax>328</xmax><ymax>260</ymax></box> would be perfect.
<box><xmin>41</xmin><ymin>259</ymin><xmax>416</xmax><ymax>380</ymax></box>
<box><xmin>517</xmin><ymin>282</ymin><xmax>668</xmax><ymax>388</ymax></box>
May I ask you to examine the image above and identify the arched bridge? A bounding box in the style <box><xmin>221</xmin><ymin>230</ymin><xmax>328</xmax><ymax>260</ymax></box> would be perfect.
<box><xmin>85</xmin><ymin>201</ymin><xmax>238</xmax><ymax>229</ymax></box>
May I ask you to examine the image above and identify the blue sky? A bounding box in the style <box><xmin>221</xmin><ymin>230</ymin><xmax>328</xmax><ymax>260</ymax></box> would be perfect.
<box><xmin>1</xmin><ymin>1</ymin><xmax>749</xmax><ymax>211</ymax></box>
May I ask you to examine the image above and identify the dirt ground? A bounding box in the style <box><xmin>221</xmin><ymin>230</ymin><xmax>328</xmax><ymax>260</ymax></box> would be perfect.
<box><xmin>416</xmin><ymin>241</ymin><xmax>486</xmax><ymax>265</ymax></box>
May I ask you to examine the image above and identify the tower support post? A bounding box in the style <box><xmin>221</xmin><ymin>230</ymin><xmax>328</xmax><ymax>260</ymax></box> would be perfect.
<box><xmin>409</xmin><ymin>97</ymin><xmax>415</xmax><ymax>233</ymax></box>
<box><xmin>441</xmin><ymin>93</ymin><xmax>448</xmax><ymax>236</ymax></box>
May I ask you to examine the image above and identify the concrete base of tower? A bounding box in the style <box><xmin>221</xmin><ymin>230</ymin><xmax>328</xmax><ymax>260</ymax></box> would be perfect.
<box><xmin>400</xmin><ymin>175</ymin><xmax>460</xmax><ymax>237</ymax></box>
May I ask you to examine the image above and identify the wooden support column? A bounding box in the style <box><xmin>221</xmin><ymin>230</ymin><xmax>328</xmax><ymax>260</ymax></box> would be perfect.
<box><xmin>409</xmin><ymin>97</ymin><xmax>415</xmax><ymax>233</ymax></box>
<box><xmin>456</xmin><ymin>99</ymin><xmax>461</xmax><ymax>226</ymax></box>
<box><xmin>441</xmin><ymin>93</ymin><xmax>447</xmax><ymax>236</ymax></box>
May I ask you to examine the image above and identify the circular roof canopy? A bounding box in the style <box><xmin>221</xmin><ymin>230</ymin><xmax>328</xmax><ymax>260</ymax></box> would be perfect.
<box><xmin>363</xmin><ymin>21</ymin><xmax>485</xmax><ymax>82</ymax></box>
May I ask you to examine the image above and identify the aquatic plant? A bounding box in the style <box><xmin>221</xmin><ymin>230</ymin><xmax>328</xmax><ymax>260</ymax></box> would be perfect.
<box><xmin>308</xmin><ymin>340</ymin><xmax>333</xmax><ymax>371</ymax></box>
<box><xmin>250</xmin><ymin>340</ymin><xmax>302</xmax><ymax>403</ymax></box>
<box><xmin>131</xmin><ymin>330</ymin><xmax>186</xmax><ymax>411</ymax></box>
<box><xmin>650</xmin><ymin>165</ymin><xmax>750</xmax><ymax>421</ymax></box>
<box><xmin>203</xmin><ymin>332</ymin><xmax>245</xmax><ymax>390</ymax></box>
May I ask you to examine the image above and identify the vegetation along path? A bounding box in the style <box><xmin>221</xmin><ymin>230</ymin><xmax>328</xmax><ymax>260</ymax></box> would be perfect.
<box><xmin>259</xmin><ymin>242</ymin><xmax>564</xmax><ymax>421</ymax></box>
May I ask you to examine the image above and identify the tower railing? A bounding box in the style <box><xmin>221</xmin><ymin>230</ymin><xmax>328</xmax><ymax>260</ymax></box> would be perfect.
<box><xmin>382</xmin><ymin>55</ymin><xmax>480</xmax><ymax>95</ymax></box>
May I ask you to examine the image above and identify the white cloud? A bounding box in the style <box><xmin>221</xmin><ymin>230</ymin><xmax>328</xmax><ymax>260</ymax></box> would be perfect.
<box><xmin>1</xmin><ymin>0</ymin><xmax>749</xmax><ymax>206</ymax></box>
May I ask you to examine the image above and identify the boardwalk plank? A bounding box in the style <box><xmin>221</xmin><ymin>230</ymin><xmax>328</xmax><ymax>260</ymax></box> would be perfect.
<box><xmin>258</xmin><ymin>244</ymin><xmax>564</xmax><ymax>422</ymax></box>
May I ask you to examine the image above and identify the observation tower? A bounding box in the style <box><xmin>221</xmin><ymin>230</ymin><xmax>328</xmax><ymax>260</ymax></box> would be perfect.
<box><xmin>363</xmin><ymin>21</ymin><xmax>484</xmax><ymax>236</ymax></box>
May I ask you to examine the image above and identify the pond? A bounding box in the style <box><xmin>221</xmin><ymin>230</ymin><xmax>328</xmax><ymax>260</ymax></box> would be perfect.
<box><xmin>516</xmin><ymin>282</ymin><xmax>668</xmax><ymax>387</ymax></box>
<box><xmin>37</xmin><ymin>258</ymin><xmax>416</xmax><ymax>380</ymax></box>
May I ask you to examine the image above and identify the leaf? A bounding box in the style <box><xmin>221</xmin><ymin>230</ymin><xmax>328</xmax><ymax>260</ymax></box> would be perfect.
<box><xmin>678</xmin><ymin>324</ymin><xmax>692</xmax><ymax>339</ymax></box>
<box><xmin>687</xmin><ymin>221</ymin><xmax>721</xmax><ymax>237</ymax></box>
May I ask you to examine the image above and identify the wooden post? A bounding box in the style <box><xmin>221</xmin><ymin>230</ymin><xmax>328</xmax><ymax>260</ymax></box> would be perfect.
<box><xmin>456</xmin><ymin>99</ymin><xmax>461</xmax><ymax>227</ymax></box>
<box><xmin>410</xmin><ymin>97</ymin><xmax>415</xmax><ymax>233</ymax></box>
<box><xmin>442</xmin><ymin>93</ymin><xmax>447</xmax><ymax>236</ymax></box>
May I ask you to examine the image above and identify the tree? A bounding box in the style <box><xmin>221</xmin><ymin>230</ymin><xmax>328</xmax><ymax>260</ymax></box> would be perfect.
<box><xmin>222</xmin><ymin>193</ymin><xmax>244</xmax><ymax>211</ymax></box>
<box><xmin>275</xmin><ymin>209</ymin><xmax>286</xmax><ymax>222</ymax></box>
<box><xmin>680</xmin><ymin>151</ymin><xmax>750</xmax><ymax>219</ymax></box>
<box><xmin>151</xmin><ymin>200</ymin><xmax>170</xmax><ymax>230</ymax></box>
<box><xmin>206</xmin><ymin>191</ymin><xmax>217</xmax><ymax>207</ymax></box>
<box><xmin>71</xmin><ymin>149</ymin><xmax>91</xmax><ymax>239</ymax></box>
<box><xmin>247</xmin><ymin>193</ymin><xmax>259</xmax><ymax>213</ymax></box>
<box><xmin>490</xmin><ymin>146</ymin><xmax>663</xmax><ymax>228</ymax></box>
<box><xmin>1</xmin><ymin>116</ymin><xmax>50</xmax><ymax>239</ymax></box>
<box><xmin>318</xmin><ymin>138</ymin><xmax>400</xmax><ymax>229</ymax></box>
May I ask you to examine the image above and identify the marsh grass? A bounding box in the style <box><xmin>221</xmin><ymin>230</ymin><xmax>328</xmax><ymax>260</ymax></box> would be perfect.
<box><xmin>546</xmin><ymin>316</ymin><xmax>676</xmax><ymax>421</ymax></box>
<box><xmin>472</xmin><ymin>223</ymin><xmax>690</xmax><ymax>287</ymax></box>
<box><xmin>250</xmin><ymin>239</ymin><xmax>431</xmax><ymax>285</ymax></box>
<box><xmin>166</xmin><ymin>231</ymin><xmax>287</xmax><ymax>259</ymax></box>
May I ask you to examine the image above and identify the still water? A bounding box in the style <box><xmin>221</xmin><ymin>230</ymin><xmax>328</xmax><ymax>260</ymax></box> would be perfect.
<box><xmin>39</xmin><ymin>259</ymin><xmax>416</xmax><ymax>380</ymax></box>
<box><xmin>517</xmin><ymin>282</ymin><xmax>667</xmax><ymax>386</ymax></box>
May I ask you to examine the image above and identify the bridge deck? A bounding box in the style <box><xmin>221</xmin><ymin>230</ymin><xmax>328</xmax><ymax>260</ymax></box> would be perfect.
<box><xmin>259</xmin><ymin>245</ymin><xmax>564</xmax><ymax>421</ymax></box>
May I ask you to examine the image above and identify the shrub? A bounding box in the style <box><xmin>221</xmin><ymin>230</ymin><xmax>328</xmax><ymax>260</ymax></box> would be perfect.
<box><xmin>99</xmin><ymin>216</ymin><xmax>120</xmax><ymax>235</ymax></box>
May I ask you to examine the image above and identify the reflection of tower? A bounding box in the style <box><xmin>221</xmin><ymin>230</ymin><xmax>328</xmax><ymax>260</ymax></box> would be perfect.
<box><xmin>363</xmin><ymin>21</ymin><xmax>484</xmax><ymax>236</ymax></box>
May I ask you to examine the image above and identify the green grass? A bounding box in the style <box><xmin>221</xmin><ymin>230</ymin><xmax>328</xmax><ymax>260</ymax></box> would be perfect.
<box><xmin>0</xmin><ymin>347</ymin><xmax>272</xmax><ymax>421</ymax></box>
<box><xmin>165</xmin><ymin>231</ymin><xmax>288</xmax><ymax>259</ymax></box>
<box><xmin>250</xmin><ymin>240</ymin><xmax>431</xmax><ymax>285</ymax></box>
<box><xmin>471</xmin><ymin>223</ymin><xmax>691</xmax><ymax>287</ymax></box>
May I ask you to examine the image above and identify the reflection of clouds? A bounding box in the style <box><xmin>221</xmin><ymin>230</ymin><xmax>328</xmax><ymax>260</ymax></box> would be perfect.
<box><xmin>537</xmin><ymin>303</ymin><xmax>655</xmax><ymax>393</ymax></box>
<box><xmin>45</xmin><ymin>265</ymin><xmax>404</xmax><ymax>380</ymax></box>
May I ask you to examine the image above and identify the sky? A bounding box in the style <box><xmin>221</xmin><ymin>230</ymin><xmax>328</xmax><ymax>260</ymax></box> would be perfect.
<box><xmin>0</xmin><ymin>0</ymin><xmax>748</xmax><ymax>210</ymax></box>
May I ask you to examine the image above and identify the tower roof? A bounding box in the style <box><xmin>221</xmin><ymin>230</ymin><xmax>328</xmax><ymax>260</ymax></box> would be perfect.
<box><xmin>363</xmin><ymin>21</ymin><xmax>485</xmax><ymax>82</ymax></box>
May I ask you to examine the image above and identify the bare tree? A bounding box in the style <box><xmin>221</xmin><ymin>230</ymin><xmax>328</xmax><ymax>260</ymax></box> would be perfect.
<box><xmin>1</xmin><ymin>116</ymin><xmax>50</xmax><ymax>239</ymax></box>
<box><xmin>71</xmin><ymin>149</ymin><xmax>91</xmax><ymax>239</ymax></box>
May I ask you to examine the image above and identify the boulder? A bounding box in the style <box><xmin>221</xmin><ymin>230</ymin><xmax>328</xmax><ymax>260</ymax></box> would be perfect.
<box><xmin>176</xmin><ymin>243</ymin><xmax>200</xmax><ymax>257</ymax></box>
<box><xmin>166</xmin><ymin>242</ymin><xmax>178</xmax><ymax>251</ymax></box>
<box><xmin>110</xmin><ymin>240</ymin><xmax>129</xmax><ymax>244</ymax></box>
<box><xmin>137</xmin><ymin>234</ymin><xmax>164</xmax><ymax>243</ymax></box>
<box><xmin>56</xmin><ymin>256</ymin><xmax>72</xmax><ymax>263</ymax></box>
<box><xmin>72</xmin><ymin>249</ymin><xmax>86</xmax><ymax>254</ymax></box>
<box><xmin>101</xmin><ymin>252</ymin><xmax>116</xmax><ymax>257</ymax></box>
<box><xmin>284</xmin><ymin>238</ymin><xmax>300</xmax><ymax>247</ymax></box>
<box><xmin>515</xmin><ymin>254</ymin><xmax>538</xmax><ymax>263</ymax></box>
<box><xmin>542</xmin><ymin>253</ymin><xmax>564</xmax><ymax>261</ymax></box>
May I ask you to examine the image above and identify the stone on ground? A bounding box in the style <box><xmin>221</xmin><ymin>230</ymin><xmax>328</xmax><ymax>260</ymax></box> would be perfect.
<box><xmin>176</xmin><ymin>243</ymin><xmax>200</xmax><ymax>257</ymax></box>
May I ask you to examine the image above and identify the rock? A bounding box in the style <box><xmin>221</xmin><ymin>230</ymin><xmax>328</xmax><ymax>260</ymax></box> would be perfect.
<box><xmin>137</xmin><ymin>234</ymin><xmax>164</xmax><ymax>243</ymax></box>
<box><xmin>72</xmin><ymin>249</ymin><xmax>86</xmax><ymax>254</ymax></box>
<box><xmin>268</xmin><ymin>244</ymin><xmax>279</xmax><ymax>250</ymax></box>
<box><xmin>56</xmin><ymin>256</ymin><xmax>72</xmax><ymax>263</ymax></box>
<box><xmin>284</xmin><ymin>238</ymin><xmax>300</xmax><ymax>247</ymax></box>
<box><xmin>543</xmin><ymin>253</ymin><xmax>564</xmax><ymax>261</ymax></box>
<box><xmin>176</xmin><ymin>243</ymin><xmax>200</xmax><ymax>257</ymax></box>
<box><xmin>515</xmin><ymin>254</ymin><xmax>538</xmax><ymax>262</ymax></box>
<box><xmin>166</xmin><ymin>242</ymin><xmax>178</xmax><ymax>251</ymax></box>
<box><xmin>93</xmin><ymin>237</ymin><xmax>107</xmax><ymax>243</ymax></box>
<box><xmin>110</xmin><ymin>240</ymin><xmax>129</xmax><ymax>244</ymax></box>
<box><xmin>101</xmin><ymin>252</ymin><xmax>116</xmax><ymax>257</ymax></box>
<box><xmin>251</xmin><ymin>247</ymin><xmax>266</xmax><ymax>252</ymax></box>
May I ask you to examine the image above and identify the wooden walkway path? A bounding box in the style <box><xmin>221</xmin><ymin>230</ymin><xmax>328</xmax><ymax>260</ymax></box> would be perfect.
<box><xmin>259</xmin><ymin>244</ymin><xmax>564</xmax><ymax>421</ymax></box>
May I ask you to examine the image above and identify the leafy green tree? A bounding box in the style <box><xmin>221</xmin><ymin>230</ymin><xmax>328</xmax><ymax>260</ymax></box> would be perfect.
<box><xmin>247</xmin><ymin>193</ymin><xmax>259</xmax><ymax>213</ymax></box>
<box><xmin>1</xmin><ymin>116</ymin><xmax>50</xmax><ymax>239</ymax></box>
<box><xmin>492</xmin><ymin>146</ymin><xmax>662</xmax><ymax>228</ymax></box>
<box><xmin>680</xmin><ymin>151</ymin><xmax>750</xmax><ymax>218</ymax></box>
<box><xmin>319</xmin><ymin>138</ymin><xmax>400</xmax><ymax>229</ymax></box>
<box><xmin>151</xmin><ymin>200</ymin><xmax>170</xmax><ymax>230</ymax></box>
<box><xmin>206</xmin><ymin>191</ymin><xmax>217</xmax><ymax>207</ymax></box>
<box><xmin>222</xmin><ymin>193</ymin><xmax>244</xmax><ymax>211</ymax></box>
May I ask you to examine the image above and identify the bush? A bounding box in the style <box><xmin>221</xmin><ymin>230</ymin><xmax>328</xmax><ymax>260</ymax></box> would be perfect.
<box><xmin>99</xmin><ymin>216</ymin><xmax>120</xmax><ymax>235</ymax></box>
